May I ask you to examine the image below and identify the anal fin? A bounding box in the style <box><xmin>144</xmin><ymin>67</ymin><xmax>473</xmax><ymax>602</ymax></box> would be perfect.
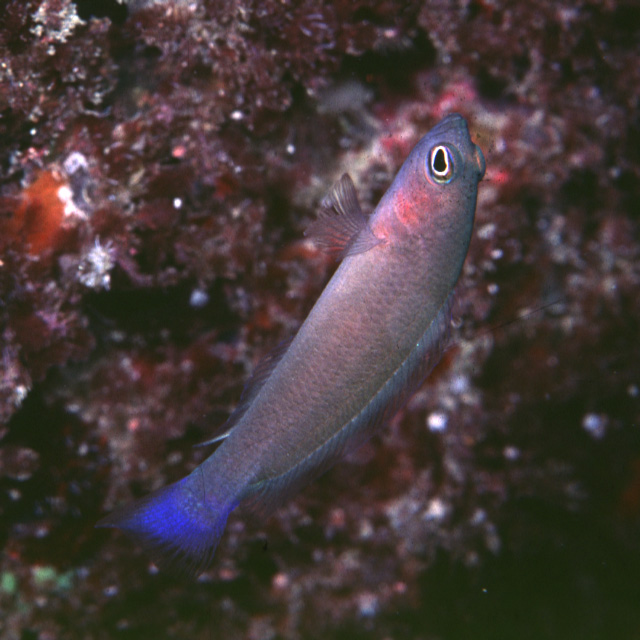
<box><xmin>196</xmin><ymin>338</ymin><xmax>293</xmax><ymax>447</ymax></box>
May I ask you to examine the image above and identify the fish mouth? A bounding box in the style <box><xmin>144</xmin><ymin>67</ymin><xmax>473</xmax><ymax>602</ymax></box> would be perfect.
<box><xmin>431</xmin><ymin>114</ymin><xmax>486</xmax><ymax>180</ymax></box>
<box><xmin>474</xmin><ymin>144</ymin><xmax>486</xmax><ymax>180</ymax></box>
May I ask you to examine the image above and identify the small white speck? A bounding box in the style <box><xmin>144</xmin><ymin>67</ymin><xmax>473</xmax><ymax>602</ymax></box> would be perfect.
<box><xmin>503</xmin><ymin>445</ymin><xmax>520</xmax><ymax>461</ymax></box>
<box><xmin>190</xmin><ymin>289</ymin><xmax>209</xmax><ymax>308</ymax></box>
<box><xmin>230</xmin><ymin>110</ymin><xmax>243</xmax><ymax>121</ymax></box>
<box><xmin>286</xmin><ymin>144</ymin><xmax>295</xmax><ymax>154</ymax></box>
<box><xmin>487</xmin><ymin>283</ymin><xmax>499</xmax><ymax>295</ymax></box>
<box><xmin>58</xmin><ymin>185</ymin><xmax>87</xmax><ymax>220</ymax></box>
<box><xmin>427</xmin><ymin>411</ymin><xmax>448</xmax><ymax>432</ymax></box>
<box><xmin>35</xmin><ymin>526</ymin><xmax>49</xmax><ymax>538</ymax></box>
<box><xmin>357</xmin><ymin>592</ymin><xmax>379</xmax><ymax>618</ymax></box>
<box><xmin>478</xmin><ymin>224</ymin><xmax>497</xmax><ymax>241</ymax></box>
<box><xmin>423</xmin><ymin>497</ymin><xmax>448</xmax><ymax>521</ymax></box>
<box><xmin>57</xmin><ymin>185</ymin><xmax>73</xmax><ymax>203</ymax></box>
<box><xmin>582</xmin><ymin>413</ymin><xmax>607</xmax><ymax>439</ymax></box>
<box><xmin>13</xmin><ymin>384</ymin><xmax>29</xmax><ymax>407</ymax></box>
<box><xmin>64</xmin><ymin>151</ymin><xmax>89</xmax><ymax>175</ymax></box>
<box><xmin>450</xmin><ymin>374</ymin><xmax>470</xmax><ymax>395</ymax></box>
<box><xmin>30</xmin><ymin>128</ymin><xmax>37</xmax><ymax>136</ymax></box>
<box><xmin>173</xmin><ymin>197</ymin><xmax>183</xmax><ymax>209</ymax></box>
<box><xmin>272</xmin><ymin>573</ymin><xmax>289</xmax><ymax>589</ymax></box>
<box><xmin>490</xmin><ymin>248</ymin><xmax>503</xmax><ymax>260</ymax></box>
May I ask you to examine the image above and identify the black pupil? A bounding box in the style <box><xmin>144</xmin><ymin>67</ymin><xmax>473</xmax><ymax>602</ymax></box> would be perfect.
<box><xmin>433</xmin><ymin>148</ymin><xmax>447</xmax><ymax>174</ymax></box>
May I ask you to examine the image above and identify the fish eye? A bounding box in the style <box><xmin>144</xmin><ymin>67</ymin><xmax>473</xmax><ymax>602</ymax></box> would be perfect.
<box><xmin>428</xmin><ymin>145</ymin><xmax>455</xmax><ymax>184</ymax></box>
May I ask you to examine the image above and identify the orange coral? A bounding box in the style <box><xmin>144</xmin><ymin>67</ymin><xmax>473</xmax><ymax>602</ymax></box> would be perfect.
<box><xmin>4</xmin><ymin>171</ymin><xmax>69</xmax><ymax>255</ymax></box>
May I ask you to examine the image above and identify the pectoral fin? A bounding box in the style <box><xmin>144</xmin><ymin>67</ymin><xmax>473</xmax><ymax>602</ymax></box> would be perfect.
<box><xmin>305</xmin><ymin>174</ymin><xmax>381</xmax><ymax>257</ymax></box>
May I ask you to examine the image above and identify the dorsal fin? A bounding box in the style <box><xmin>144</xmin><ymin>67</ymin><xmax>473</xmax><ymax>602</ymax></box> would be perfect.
<box><xmin>196</xmin><ymin>338</ymin><xmax>293</xmax><ymax>447</ymax></box>
<box><xmin>305</xmin><ymin>174</ymin><xmax>381</xmax><ymax>257</ymax></box>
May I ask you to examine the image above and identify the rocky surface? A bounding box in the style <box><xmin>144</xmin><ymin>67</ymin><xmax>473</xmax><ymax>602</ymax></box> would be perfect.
<box><xmin>1</xmin><ymin>0</ymin><xmax>639</xmax><ymax>638</ymax></box>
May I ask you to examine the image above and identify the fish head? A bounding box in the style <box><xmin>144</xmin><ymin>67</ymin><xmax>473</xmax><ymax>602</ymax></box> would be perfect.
<box><xmin>372</xmin><ymin>113</ymin><xmax>485</xmax><ymax>292</ymax></box>
<box><xmin>388</xmin><ymin>113</ymin><xmax>485</xmax><ymax>234</ymax></box>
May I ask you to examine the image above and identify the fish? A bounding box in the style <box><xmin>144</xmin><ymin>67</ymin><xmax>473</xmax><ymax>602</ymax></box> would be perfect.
<box><xmin>97</xmin><ymin>113</ymin><xmax>486</xmax><ymax>575</ymax></box>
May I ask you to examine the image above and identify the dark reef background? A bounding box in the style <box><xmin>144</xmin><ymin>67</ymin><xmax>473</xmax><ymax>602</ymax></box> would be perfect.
<box><xmin>1</xmin><ymin>1</ymin><xmax>639</xmax><ymax>638</ymax></box>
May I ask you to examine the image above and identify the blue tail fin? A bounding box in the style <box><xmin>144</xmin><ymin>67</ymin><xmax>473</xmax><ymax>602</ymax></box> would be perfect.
<box><xmin>97</xmin><ymin>469</ymin><xmax>234</xmax><ymax>576</ymax></box>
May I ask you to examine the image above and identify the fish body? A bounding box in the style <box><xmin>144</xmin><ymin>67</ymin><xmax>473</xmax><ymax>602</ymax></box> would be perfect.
<box><xmin>98</xmin><ymin>113</ymin><xmax>486</xmax><ymax>574</ymax></box>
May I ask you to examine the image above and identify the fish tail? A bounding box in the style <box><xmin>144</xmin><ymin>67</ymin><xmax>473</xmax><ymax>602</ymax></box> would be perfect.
<box><xmin>96</xmin><ymin>468</ymin><xmax>235</xmax><ymax>576</ymax></box>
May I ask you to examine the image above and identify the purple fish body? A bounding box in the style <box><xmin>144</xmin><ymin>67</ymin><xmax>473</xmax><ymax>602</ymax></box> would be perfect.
<box><xmin>97</xmin><ymin>113</ymin><xmax>486</xmax><ymax>574</ymax></box>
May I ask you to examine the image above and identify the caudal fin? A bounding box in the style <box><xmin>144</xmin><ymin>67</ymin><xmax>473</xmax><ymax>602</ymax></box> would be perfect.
<box><xmin>97</xmin><ymin>470</ymin><xmax>234</xmax><ymax>576</ymax></box>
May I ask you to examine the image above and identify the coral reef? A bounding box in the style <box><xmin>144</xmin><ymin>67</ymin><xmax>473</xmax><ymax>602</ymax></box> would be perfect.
<box><xmin>1</xmin><ymin>0</ymin><xmax>639</xmax><ymax>638</ymax></box>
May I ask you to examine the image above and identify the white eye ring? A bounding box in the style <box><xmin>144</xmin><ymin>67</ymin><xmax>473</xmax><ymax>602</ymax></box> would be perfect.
<box><xmin>428</xmin><ymin>145</ymin><xmax>455</xmax><ymax>184</ymax></box>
